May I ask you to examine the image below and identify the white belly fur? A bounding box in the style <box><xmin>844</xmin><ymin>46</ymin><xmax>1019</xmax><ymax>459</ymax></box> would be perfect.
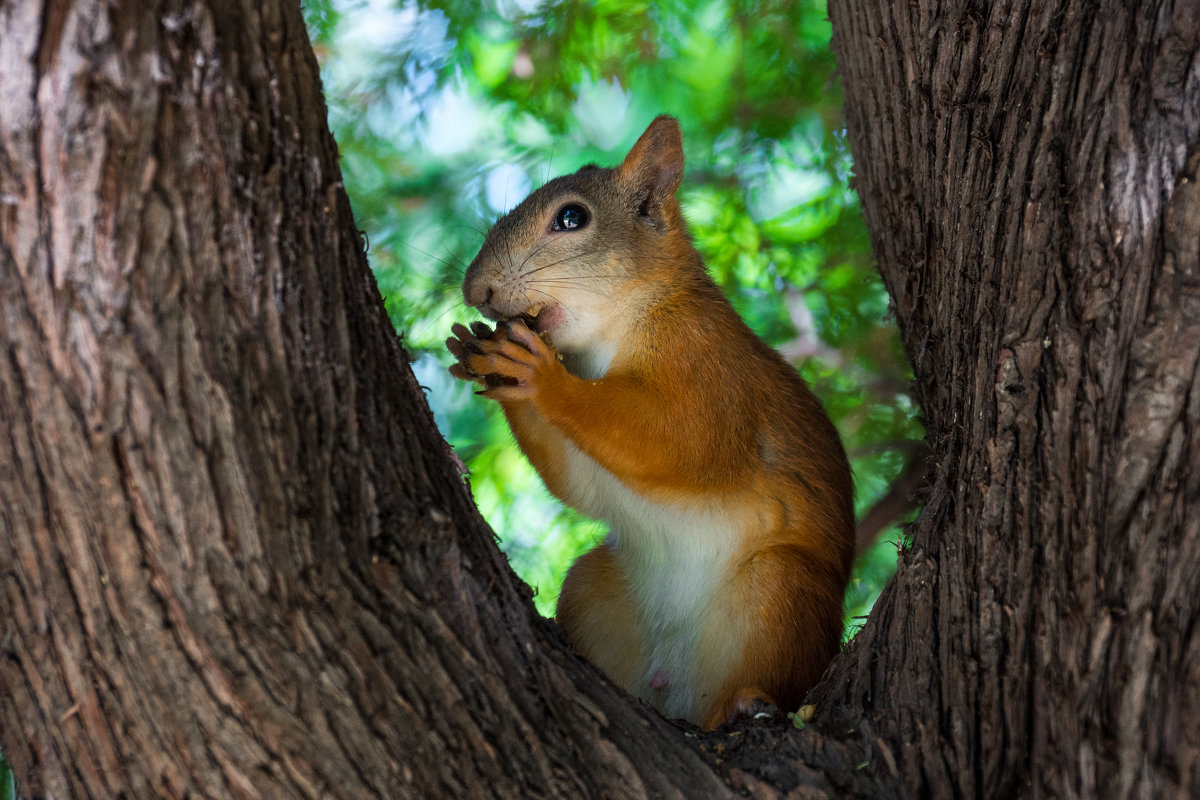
<box><xmin>560</xmin><ymin>438</ymin><xmax>746</xmax><ymax>723</ymax></box>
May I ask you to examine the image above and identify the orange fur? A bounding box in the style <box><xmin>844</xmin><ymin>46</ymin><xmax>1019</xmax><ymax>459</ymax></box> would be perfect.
<box><xmin>447</xmin><ymin>116</ymin><xmax>854</xmax><ymax>728</ymax></box>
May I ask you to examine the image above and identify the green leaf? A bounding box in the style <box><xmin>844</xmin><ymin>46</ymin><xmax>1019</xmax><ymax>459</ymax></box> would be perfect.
<box><xmin>466</xmin><ymin>33</ymin><xmax>519</xmax><ymax>88</ymax></box>
<box><xmin>0</xmin><ymin>748</ymin><xmax>14</xmax><ymax>800</ymax></box>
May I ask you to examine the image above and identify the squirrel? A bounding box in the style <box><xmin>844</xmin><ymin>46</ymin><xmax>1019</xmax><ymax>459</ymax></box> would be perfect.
<box><xmin>446</xmin><ymin>115</ymin><xmax>854</xmax><ymax>730</ymax></box>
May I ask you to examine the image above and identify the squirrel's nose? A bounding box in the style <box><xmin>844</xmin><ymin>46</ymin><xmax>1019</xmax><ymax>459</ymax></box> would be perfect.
<box><xmin>462</xmin><ymin>276</ymin><xmax>494</xmax><ymax>309</ymax></box>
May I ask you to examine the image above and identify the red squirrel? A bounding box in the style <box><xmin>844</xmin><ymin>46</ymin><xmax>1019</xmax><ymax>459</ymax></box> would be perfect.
<box><xmin>446</xmin><ymin>116</ymin><xmax>854</xmax><ymax>729</ymax></box>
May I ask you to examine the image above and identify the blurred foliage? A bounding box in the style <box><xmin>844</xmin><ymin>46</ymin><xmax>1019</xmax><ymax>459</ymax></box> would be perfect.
<box><xmin>303</xmin><ymin>0</ymin><xmax>922</xmax><ymax>633</ymax></box>
<box><xmin>0</xmin><ymin>748</ymin><xmax>12</xmax><ymax>800</ymax></box>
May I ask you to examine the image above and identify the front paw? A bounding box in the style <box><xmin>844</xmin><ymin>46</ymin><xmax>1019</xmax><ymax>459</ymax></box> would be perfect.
<box><xmin>446</xmin><ymin>320</ymin><xmax>561</xmax><ymax>402</ymax></box>
<box><xmin>447</xmin><ymin>321</ymin><xmax>504</xmax><ymax>385</ymax></box>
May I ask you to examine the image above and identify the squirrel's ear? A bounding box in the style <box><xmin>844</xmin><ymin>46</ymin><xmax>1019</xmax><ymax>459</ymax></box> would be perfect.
<box><xmin>617</xmin><ymin>115</ymin><xmax>684</xmax><ymax>226</ymax></box>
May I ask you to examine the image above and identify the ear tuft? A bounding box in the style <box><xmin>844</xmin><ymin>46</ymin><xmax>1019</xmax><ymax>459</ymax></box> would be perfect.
<box><xmin>616</xmin><ymin>115</ymin><xmax>684</xmax><ymax>227</ymax></box>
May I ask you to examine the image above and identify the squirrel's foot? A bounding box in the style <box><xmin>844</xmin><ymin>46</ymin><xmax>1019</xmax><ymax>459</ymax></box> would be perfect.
<box><xmin>702</xmin><ymin>687</ymin><xmax>777</xmax><ymax>729</ymax></box>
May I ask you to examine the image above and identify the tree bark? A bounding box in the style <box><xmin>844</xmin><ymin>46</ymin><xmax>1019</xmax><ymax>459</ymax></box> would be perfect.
<box><xmin>822</xmin><ymin>0</ymin><xmax>1200</xmax><ymax>797</ymax></box>
<box><xmin>0</xmin><ymin>1</ymin><xmax>733</xmax><ymax>797</ymax></box>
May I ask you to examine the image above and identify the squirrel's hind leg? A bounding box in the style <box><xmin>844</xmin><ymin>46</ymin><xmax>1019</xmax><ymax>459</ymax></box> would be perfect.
<box><xmin>556</xmin><ymin>543</ymin><xmax>646</xmax><ymax>693</ymax></box>
<box><xmin>698</xmin><ymin>542</ymin><xmax>845</xmax><ymax>729</ymax></box>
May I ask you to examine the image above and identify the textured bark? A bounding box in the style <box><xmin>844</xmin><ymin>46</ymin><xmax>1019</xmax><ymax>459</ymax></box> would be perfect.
<box><xmin>0</xmin><ymin>1</ymin><xmax>734</xmax><ymax>797</ymax></box>
<box><xmin>822</xmin><ymin>0</ymin><xmax>1200</xmax><ymax>797</ymax></box>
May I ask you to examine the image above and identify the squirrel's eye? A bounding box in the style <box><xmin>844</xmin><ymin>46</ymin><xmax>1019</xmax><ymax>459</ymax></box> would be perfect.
<box><xmin>552</xmin><ymin>204</ymin><xmax>589</xmax><ymax>232</ymax></box>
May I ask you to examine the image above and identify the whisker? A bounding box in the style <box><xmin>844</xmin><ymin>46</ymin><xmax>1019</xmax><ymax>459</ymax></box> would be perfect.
<box><xmin>419</xmin><ymin>301</ymin><xmax>469</xmax><ymax>333</ymax></box>
<box><xmin>526</xmin><ymin>281</ymin><xmax>611</xmax><ymax>297</ymax></box>
<box><xmin>526</xmin><ymin>275</ymin><xmax>626</xmax><ymax>284</ymax></box>
<box><xmin>515</xmin><ymin>234</ymin><xmax>557</xmax><ymax>275</ymax></box>
<box><xmin>408</xmin><ymin>298</ymin><xmax>483</xmax><ymax>343</ymax></box>
<box><xmin>434</xmin><ymin>224</ymin><xmax>489</xmax><ymax>239</ymax></box>
<box><xmin>401</xmin><ymin>240</ymin><xmax>470</xmax><ymax>273</ymax></box>
<box><xmin>520</xmin><ymin>247</ymin><xmax>610</xmax><ymax>276</ymax></box>
<box><xmin>526</xmin><ymin>287</ymin><xmax>565</xmax><ymax>308</ymax></box>
<box><xmin>515</xmin><ymin>245</ymin><xmax>692</xmax><ymax>279</ymax></box>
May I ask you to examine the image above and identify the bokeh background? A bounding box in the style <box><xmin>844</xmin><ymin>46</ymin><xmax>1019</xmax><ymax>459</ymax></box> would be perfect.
<box><xmin>302</xmin><ymin>0</ymin><xmax>922</xmax><ymax>632</ymax></box>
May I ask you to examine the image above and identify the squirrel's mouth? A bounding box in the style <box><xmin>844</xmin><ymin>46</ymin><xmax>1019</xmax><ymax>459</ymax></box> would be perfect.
<box><xmin>510</xmin><ymin>303</ymin><xmax>562</xmax><ymax>334</ymax></box>
<box><xmin>516</xmin><ymin>304</ymin><xmax>544</xmax><ymax>329</ymax></box>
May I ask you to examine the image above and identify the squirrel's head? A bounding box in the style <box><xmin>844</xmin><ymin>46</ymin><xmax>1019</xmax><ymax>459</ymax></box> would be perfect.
<box><xmin>462</xmin><ymin>115</ymin><xmax>693</xmax><ymax>355</ymax></box>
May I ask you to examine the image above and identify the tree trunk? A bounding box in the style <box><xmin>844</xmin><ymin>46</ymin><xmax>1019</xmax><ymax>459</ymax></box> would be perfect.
<box><xmin>822</xmin><ymin>0</ymin><xmax>1200</xmax><ymax>797</ymax></box>
<box><xmin>2</xmin><ymin>0</ymin><xmax>1198</xmax><ymax>799</ymax></box>
<box><xmin>0</xmin><ymin>2</ymin><xmax>733</xmax><ymax>797</ymax></box>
